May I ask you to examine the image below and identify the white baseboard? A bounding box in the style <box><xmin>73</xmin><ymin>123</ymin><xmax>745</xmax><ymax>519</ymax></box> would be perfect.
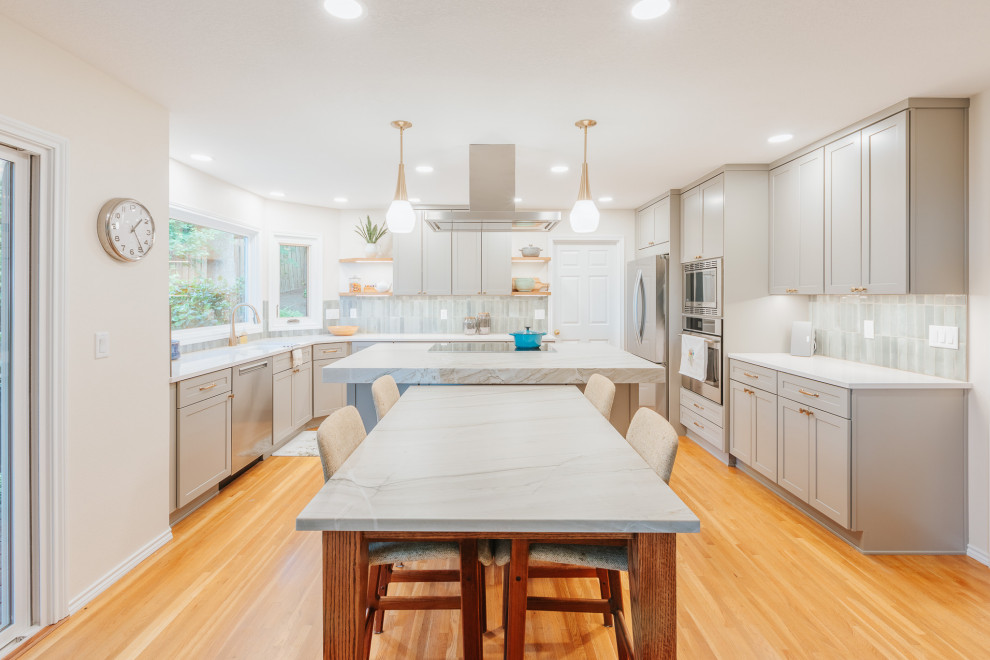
<box><xmin>68</xmin><ymin>528</ymin><xmax>172</xmax><ymax>614</ymax></box>
<box><xmin>967</xmin><ymin>544</ymin><xmax>990</xmax><ymax>567</ymax></box>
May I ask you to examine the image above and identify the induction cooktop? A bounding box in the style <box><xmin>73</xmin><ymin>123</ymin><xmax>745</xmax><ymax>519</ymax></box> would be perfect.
<box><xmin>428</xmin><ymin>342</ymin><xmax>555</xmax><ymax>353</ymax></box>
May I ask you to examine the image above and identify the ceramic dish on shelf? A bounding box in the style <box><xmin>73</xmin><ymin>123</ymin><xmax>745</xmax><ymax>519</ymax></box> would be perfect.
<box><xmin>520</xmin><ymin>245</ymin><xmax>543</xmax><ymax>257</ymax></box>
<box><xmin>328</xmin><ymin>325</ymin><xmax>359</xmax><ymax>336</ymax></box>
<box><xmin>513</xmin><ymin>277</ymin><xmax>535</xmax><ymax>292</ymax></box>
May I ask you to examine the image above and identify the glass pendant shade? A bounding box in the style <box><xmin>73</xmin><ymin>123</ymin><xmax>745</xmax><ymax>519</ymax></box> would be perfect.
<box><xmin>569</xmin><ymin>199</ymin><xmax>600</xmax><ymax>233</ymax></box>
<box><xmin>386</xmin><ymin>198</ymin><xmax>416</xmax><ymax>233</ymax></box>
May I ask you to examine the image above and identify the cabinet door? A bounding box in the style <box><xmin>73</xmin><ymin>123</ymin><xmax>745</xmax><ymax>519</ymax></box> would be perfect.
<box><xmin>392</xmin><ymin>220</ymin><xmax>422</xmax><ymax>295</ymax></box>
<box><xmin>824</xmin><ymin>132</ymin><xmax>863</xmax><ymax>294</ymax></box>
<box><xmin>728</xmin><ymin>380</ymin><xmax>754</xmax><ymax>465</ymax></box>
<box><xmin>481</xmin><ymin>232</ymin><xmax>512</xmax><ymax>295</ymax></box>
<box><xmin>681</xmin><ymin>186</ymin><xmax>702</xmax><ymax>263</ymax></box>
<box><xmin>700</xmin><ymin>175</ymin><xmax>724</xmax><ymax>259</ymax></box>
<box><xmin>752</xmin><ymin>387</ymin><xmax>778</xmax><ymax>482</ymax></box>
<box><xmin>273</xmin><ymin>369</ymin><xmax>293</xmax><ymax>443</ymax></box>
<box><xmin>861</xmin><ymin>111</ymin><xmax>909</xmax><ymax>294</ymax></box>
<box><xmin>176</xmin><ymin>393</ymin><xmax>231</xmax><ymax>507</ymax></box>
<box><xmin>451</xmin><ymin>231</ymin><xmax>482</xmax><ymax>295</ymax></box>
<box><xmin>809</xmin><ymin>409</ymin><xmax>851</xmax><ymax>527</ymax></box>
<box><xmin>636</xmin><ymin>205</ymin><xmax>654</xmax><ymax>250</ymax></box>
<box><xmin>653</xmin><ymin>197</ymin><xmax>671</xmax><ymax>246</ymax></box>
<box><xmin>422</xmin><ymin>225</ymin><xmax>452</xmax><ymax>295</ymax></box>
<box><xmin>291</xmin><ymin>361</ymin><xmax>313</xmax><ymax>428</ymax></box>
<box><xmin>777</xmin><ymin>398</ymin><xmax>810</xmax><ymax>502</ymax></box>
<box><xmin>313</xmin><ymin>358</ymin><xmax>346</xmax><ymax>417</ymax></box>
<box><xmin>769</xmin><ymin>160</ymin><xmax>800</xmax><ymax>293</ymax></box>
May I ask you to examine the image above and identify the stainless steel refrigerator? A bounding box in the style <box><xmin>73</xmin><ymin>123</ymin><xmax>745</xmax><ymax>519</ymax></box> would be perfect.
<box><xmin>626</xmin><ymin>255</ymin><xmax>669</xmax><ymax>417</ymax></box>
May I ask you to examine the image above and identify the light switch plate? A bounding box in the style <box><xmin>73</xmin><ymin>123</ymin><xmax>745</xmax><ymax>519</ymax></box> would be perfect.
<box><xmin>440</xmin><ymin>309</ymin><xmax>448</xmax><ymax>320</ymax></box>
<box><xmin>349</xmin><ymin>308</ymin><xmax>357</xmax><ymax>319</ymax></box>
<box><xmin>863</xmin><ymin>320</ymin><xmax>874</xmax><ymax>339</ymax></box>
<box><xmin>325</xmin><ymin>308</ymin><xmax>340</xmax><ymax>320</ymax></box>
<box><xmin>534</xmin><ymin>309</ymin><xmax>546</xmax><ymax>320</ymax></box>
<box><xmin>94</xmin><ymin>331</ymin><xmax>110</xmax><ymax>359</ymax></box>
<box><xmin>928</xmin><ymin>325</ymin><xmax>959</xmax><ymax>350</ymax></box>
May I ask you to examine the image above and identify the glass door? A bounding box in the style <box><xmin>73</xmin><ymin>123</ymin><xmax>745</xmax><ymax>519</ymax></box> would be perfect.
<box><xmin>0</xmin><ymin>145</ymin><xmax>33</xmax><ymax>648</ymax></box>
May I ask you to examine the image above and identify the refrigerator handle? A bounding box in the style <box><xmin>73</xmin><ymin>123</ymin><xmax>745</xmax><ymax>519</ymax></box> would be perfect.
<box><xmin>634</xmin><ymin>270</ymin><xmax>647</xmax><ymax>343</ymax></box>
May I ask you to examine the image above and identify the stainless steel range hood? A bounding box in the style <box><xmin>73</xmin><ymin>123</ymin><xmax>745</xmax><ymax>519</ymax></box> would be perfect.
<box><xmin>423</xmin><ymin>144</ymin><xmax>561</xmax><ymax>232</ymax></box>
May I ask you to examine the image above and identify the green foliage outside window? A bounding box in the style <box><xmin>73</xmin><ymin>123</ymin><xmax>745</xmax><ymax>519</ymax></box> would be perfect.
<box><xmin>169</xmin><ymin>218</ymin><xmax>247</xmax><ymax>330</ymax></box>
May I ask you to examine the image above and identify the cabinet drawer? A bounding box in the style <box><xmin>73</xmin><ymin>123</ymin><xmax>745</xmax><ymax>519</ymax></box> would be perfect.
<box><xmin>313</xmin><ymin>343</ymin><xmax>349</xmax><ymax>359</ymax></box>
<box><xmin>273</xmin><ymin>346</ymin><xmax>312</xmax><ymax>374</ymax></box>
<box><xmin>778</xmin><ymin>372</ymin><xmax>850</xmax><ymax>419</ymax></box>
<box><xmin>728</xmin><ymin>360</ymin><xmax>777</xmax><ymax>394</ymax></box>
<box><xmin>177</xmin><ymin>368</ymin><xmax>232</xmax><ymax>408</ymax></box>
<box><xmin>680</xmin><ymin>405</ymin><xmax>723</xmax><ymax>447</ymax></box>
<box><xmin>680</xmin><ymin>387</ymin><xmax>723</xmax><ymax>426</ymax></box>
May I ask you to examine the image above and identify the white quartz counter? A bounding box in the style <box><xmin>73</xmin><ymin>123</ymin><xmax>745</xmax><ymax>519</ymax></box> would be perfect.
<box><xmin>169</xmin><ymin>333</ymin><xmax>528</xmax><ymax>383</ymax></box>
<box><xmin>729</xmin><ymin>353</ymin><xmax>971</xmax><ymax>390</ymax></box>
<box><xmin>322</xmin><ymin>341</ymin><xmax>666</xmax><ymax>385</ymax></box>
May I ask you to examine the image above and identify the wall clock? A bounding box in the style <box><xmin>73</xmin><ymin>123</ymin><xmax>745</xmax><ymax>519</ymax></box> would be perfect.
<box><xmin>97</xmin><ymin>198</ymin><xmax>156</xmax><ymax>262</ymax></box>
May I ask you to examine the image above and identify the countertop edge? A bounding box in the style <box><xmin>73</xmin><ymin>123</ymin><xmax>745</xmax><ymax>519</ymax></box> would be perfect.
<box><xmin>294</xmin><ymin>519</ymin><xmax>701</xmax><ymax>534</ymax></box>
<box><xmin>728</xmin><ymin>353</ymin><xmax>972</xmax><ymax>390</ymax></box>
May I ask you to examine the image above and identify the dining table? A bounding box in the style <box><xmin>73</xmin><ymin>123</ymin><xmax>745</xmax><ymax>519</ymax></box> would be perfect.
<box><xmin>296</xmin><ymin>384</ymin><xmax>701</xmax><ymax>659</ymax></box>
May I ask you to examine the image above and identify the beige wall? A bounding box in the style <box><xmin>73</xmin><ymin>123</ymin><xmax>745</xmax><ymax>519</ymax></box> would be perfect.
<box><xmin>968</xmin><ymin>90</ymin><xmax>990</xmax><ymax>563</ymax></box>
<box><xmin>0</xmin><ymin>15</ymin><xmax>171</xmax><ymax>604</ymax></box>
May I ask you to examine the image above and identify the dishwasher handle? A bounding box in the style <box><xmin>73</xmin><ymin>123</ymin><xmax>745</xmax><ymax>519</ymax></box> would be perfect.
<box><xmin>238</xmin><ymin>360</ymin><xmax>269</xmax><ymax>375</ymax></box>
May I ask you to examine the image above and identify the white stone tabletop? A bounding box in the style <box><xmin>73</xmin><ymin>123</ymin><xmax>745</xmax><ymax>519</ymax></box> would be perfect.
<box><xmin>729</xmin><ymin>353</ymin><xmax>971</xmax><ymax>390</ymax></box>
<box><xmin>321</xmin><ymin>341</ymin><xmax>667</xmax><ymax>385</ymax></box>
<box><xmin>296</xmin><ymin>385</ymin><xmax>699</xmax><ymax>534</ymax></box>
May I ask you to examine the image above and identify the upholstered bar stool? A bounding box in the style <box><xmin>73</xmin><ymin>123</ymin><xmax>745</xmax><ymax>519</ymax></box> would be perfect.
<box><xmin>372</xmin><ymin>374</ymin><xmax>401</xmax><ymax>420</ymax></box>
<box><xmin>315</xmin><ymin>406</ymin><xmax>493</xmax><ymax>657</ymax></box>
<box><xmin>584</xmin><ymin>373</ymin><xmax>616</xmax><ymax>419</ymax></box>
<box><xmin>495</xmin><ymin>407</ymin><xmax>680</xmax><ymax>658</ymax></box>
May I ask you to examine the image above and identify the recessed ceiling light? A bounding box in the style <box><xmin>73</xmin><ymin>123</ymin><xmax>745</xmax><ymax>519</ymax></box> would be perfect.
<box><xmin>551</xmin><ymin>165</ymin><xmax>569</xmax><ymax>173</ymax></box>
<box><xmin>190</xmin><ymin>153</ymin><xmax>213</xmax><ymax>162</ymax></box>
<box><xmin>513</xmin><ymin>197</ymin><xmax>523</xmax><ymax>203</ymax></box>
<box><xmin>768</xmin><ymin>133</ymin><xmax>794</xmax><ymax>144</ymax></box>
<box><xmin>333</xmin><ymin>197</ymin><xmax>348</xmax><ymax>203</ymax></box>
<box><xmin>409</xmin><ymin>198</ymin><xmax>421</xmax><ymax>203</ymax></box>
<box><xmin>270</xmin><ymin>191</ymin><xmax>286</xmax><ymax>197</ymax></box>
<box><xmin>598</xmin><ymin>196</ymin><xmax>613</xmax><ymax>202</ymax></box>
<box><xmin>415</xmin><ymin>165</ymin><xmax>434</xmax><ymax>173</ymax></box>
<box><xmin>631</xmin><ymin>0</ymin><xmax>672</xmax><ymax>20</ymax></box>
<box><xmin>323</xmin><ymin>0</ymin><xmax>364</xmax><ymax>20</ymax></box>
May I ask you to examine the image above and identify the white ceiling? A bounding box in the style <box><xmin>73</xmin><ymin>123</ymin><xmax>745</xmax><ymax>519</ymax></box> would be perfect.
<box><xmin>2</xmin><ymin>0</ymin><xmax>990</xmax><ymax>211</ymax></box>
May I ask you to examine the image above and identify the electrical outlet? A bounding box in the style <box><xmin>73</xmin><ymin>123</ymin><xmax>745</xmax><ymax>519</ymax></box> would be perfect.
<box><xmin>349</xmin><ymin>308</ymin><xmax>357</xmax><ymax>319</ymax></box>
<box><xmin>928</xmin><ymin>325</ymin><xmax>959</xmax><ymax>350</ymax></box>
<box><xmin>863</xmin><ymin>319</ymin><xmax>874</xmax><ymax>339</ymax></box>
<box><xmin>325</xmin><ymin>308</ymin><xmax>340</xmax><ymax>320</ymax></box>
<box><xmin>440</xmin><ymin>309</ymin><xmax>448</xmax><ymax>320</ymax></box>
<box><xmin>534</xmin><ymin>309</ymin><xmax>546</xmax><ymax>320</ymax></box>
<box><xmin>95</xmin><ymin>331</ymin><xmax>110</xmax><ymax>359</ymax></box>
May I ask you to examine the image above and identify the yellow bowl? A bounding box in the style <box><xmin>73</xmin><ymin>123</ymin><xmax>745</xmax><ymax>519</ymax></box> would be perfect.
<box><xmin>328</xmin><ymin>325</ymin><xmax>359</xmax><ymax>336</ymax></box>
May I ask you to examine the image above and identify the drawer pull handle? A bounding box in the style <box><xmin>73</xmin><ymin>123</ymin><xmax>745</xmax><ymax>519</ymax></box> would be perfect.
<box><xmin>744</xmin><ymin>388</ymin><xmax>754</xmax><ymax>395</ymax></box>
<box><xmin>743</xmin><ymin>372</ymin><xmax>759</xmax><ymax>379</ymax></box>
<box><xmin>198</xmin><ymin>383</ymin><xmax>217</xmax><ymax>391</ymax></box>
<box><xmin>322</xmin><ymin>349</ymin><xmax>340</xmax><ymax>354</ymax></box>
<box><xmin>798</xmin><ymin>389</ymin><xmax>820</xmax><ymax>398</ymax></box>
<box><xmin>800</xmin><ymin>408</ymin><xmax>815</xmax><ymax>416</ymax></box>
<box><xmin>693</xmin><ymin>421</ymin><xmax>704</xmax><ymax>429</ymax></box>
<box><xmin>786</xmin><ymin>288</ymin><xmax>798</xmax><ymax>293</ymax></box>
<box><xmin>293</xmin><ymin>368</ymin><xmax>300</xmax><ymax>373</ymax></box>
<box><xmin>692</xmin><ymin>403</ymin><xmax>704</xmax><ymax>410</ymax></box>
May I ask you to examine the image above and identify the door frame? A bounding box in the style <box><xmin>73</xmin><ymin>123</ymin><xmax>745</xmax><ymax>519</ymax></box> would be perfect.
<box><xmin>0</xmin><ymin>114</ymin><xmax>70</xmax><ymax>636</ymax></box>
<box><xmin>548</xmin><ymin>235</ymin><xmax>625</xmax><ymax>346</ymax></box>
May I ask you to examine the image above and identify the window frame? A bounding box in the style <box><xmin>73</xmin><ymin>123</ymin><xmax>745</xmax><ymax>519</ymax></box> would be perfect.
<box><xmin>168</xmin><ymin>204</ymin><xmax>261</xmax><ymax>344</ymax></box>
<box><xmin>269</xmin><ymin>232</ymin><xmax>323</xmax><ymax>331</ymax></box>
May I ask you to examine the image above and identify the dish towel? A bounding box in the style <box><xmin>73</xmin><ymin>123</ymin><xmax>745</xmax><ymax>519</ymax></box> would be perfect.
<box><xmin>291</xmin><ymin>348</ymin><xmax>303</xmax><ymax>368</ymax></box>
<box><xmin>679</xmin><ymin>334</ymin><xmax>708</xmax><ymax>381</ymax></box>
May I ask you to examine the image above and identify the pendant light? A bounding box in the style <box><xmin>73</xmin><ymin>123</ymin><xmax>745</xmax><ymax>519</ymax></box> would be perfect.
<box><xmin>386</xmin><ymin>120</ymin><xmax>416</xmax><ymax>233</ymax></box>
<box><xmin>570</xmin><ymin>119</ymin><xmax>600</xmax><ymax>233</ymax></box>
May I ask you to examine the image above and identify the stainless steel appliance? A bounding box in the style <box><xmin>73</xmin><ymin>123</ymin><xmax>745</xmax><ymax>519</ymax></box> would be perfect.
<box><xmin>626</xmin><ymin>255</ymin><xmax>669</xmax><ymax>417</ymax></box>
<box><xmin>683</xmin><ymin>258</ymin><xmax>723</xmax><ymax>317</ymax></box>
<box><xmin>231</xmin><ymin>358</ymin><xmax>273</xmax><ymax>473</ymax></box>
<box><xmin>680</xmin><ymin>316</ymin><xmax>723</xmax><ymax>405</ymax></box>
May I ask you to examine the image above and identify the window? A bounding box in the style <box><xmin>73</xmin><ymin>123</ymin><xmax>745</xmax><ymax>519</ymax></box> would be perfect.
<box><xmin>270</xmin><ymin>234</ymin><xmax>322</xmax><ymax>330</ymax></box>
<box><xmin>169</xmin><ymin>206</ymin><xmax>260</xmax><ymax>341</ymax></box>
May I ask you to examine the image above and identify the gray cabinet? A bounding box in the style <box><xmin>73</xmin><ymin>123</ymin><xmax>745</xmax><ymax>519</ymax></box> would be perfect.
<box><xmin>729</xmin><ymin>380</ymin><xmax>777</xmax><ymax>482</ymax></box>
<box><xmin>176</xmin><ymin>390</ymin><xmax>232</xmax><ymax>507</ymax></box>
<box><xmin>291</xmin><ymin>361</ymin><xmax>313</xmax><ymax>428</ymax></box>
<box><xmin>636</xmin><ymin>205</ymin><xmax>654</xmax><ymax>250</ymax></box>
<box><xmin>481</xmin><ymin>232</ymin><xmax>512</xmax><ymax>294</ymax></box>
<box><xmin>728</xmin><ymin>380</ymin><xmax>753</xmax><ymax>465</ymax></box>
<box><xmin>769</xmin><ymin>148</ymin><xmax>824</xmax><ymax>294</ymax></box>
<box><xmin>452</xmin><ymin>232</ymin><xmax>482</xmax><ymax>295</ymax></box>
<box><xmin>777</xmin><ymin>397</ymin><xmax>811</xmax><ymax>501</ymax></box>
<box><xmin>636</xmin><ymin>197</ymin><xmax>672</xmax><ymax>253</ymax></box>
<box><xmin>273</xmin><ymin>369</ymin><xmax>293</xmax><ymax>443</ymax></box>
<box><xmin>422</xmin><ymin>224</ymin><xmax>452</xmax><ymax>295</ymax></box>
<box><xmin>680</xmin><ymin>186</ymin><xmax>702</xmax><ymax>263</ymax></box>
<box><xmin>824</xmin><ymin>132</ymin><xmax>863</xmax><ymax>293</ymax></box>
<box><xmin>681</xmin><ymin>175</ymin><xmax>724</xmax><ymax>263</ymax></box>
<box><xmin>392</xmin><ymin>215</ymin><xmax>452</xmax><ymax>295</ymax></box>
<box><xmin>312</xmin><ymin>343</ymin><xmax>349</xmax><ymax>418</ymax></box>
<box><xmin>861</xmin><ymin>112</ymin><xmax>909</xmax><ymax>295</ymax></box>
<box><xmin>273</xmin><ymin>350</ymin><xmax>313</xmax><ymax>443</ymax></box>
<box><xmin>808</xmin><ymin>408</ymin><xmax>851</xmax><ymax>528</ymax></box>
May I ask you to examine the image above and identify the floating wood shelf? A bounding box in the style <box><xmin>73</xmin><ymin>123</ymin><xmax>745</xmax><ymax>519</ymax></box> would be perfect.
<box><xmin>340</xmin><ymin>291</ymin><xmax>392</xmax><ymax>297</ymax></box>
<box><xmin>512</xmin><ymin>257</ymin><xmax>551</xmax><ymax>263</ymax></box>
<box><xmin>511</xmin><ymin>291</ymin><xmax>551</xmax><ymax>296</ymax></box>
<box><xmin>339</xmin><ymin>258</ymin><xmax>393</xmax><ymax>263</ymax></box>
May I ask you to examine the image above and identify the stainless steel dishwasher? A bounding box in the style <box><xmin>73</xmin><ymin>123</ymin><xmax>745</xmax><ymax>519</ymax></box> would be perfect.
<box><xmin>231</xmin><ymin>358</ymin><xmax>274</xmax><ymax>473</ymax></box>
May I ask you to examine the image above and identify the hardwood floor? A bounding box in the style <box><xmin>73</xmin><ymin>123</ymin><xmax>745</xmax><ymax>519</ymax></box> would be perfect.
<box><xmin>16</xmin><ymin>437</ymin><xmax>990</xmax><ymax>659</ymax></box>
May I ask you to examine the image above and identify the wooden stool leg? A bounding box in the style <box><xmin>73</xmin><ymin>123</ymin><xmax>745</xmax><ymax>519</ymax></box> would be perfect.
<box><xmin>373</xmin><ymin>564</ymin><xmax>391</xmax><ymax>634</ymax></box>
<box><xmin>607</xmin><ymin>570</ymin><xmax>630</xmax><ymax>660</ymax></box>
<box><xmin>505</xmin><ymin>540</ymin><xmax>530</xmax><ymax>660</ymax></box>
<box><xmin>501</xmin><ymin>564</ymin><xmax>510</xmax><ymax>633</ymax></box>
<box><xmin>479</xmin><ymin>562</ymin><xmax>489</xmax><ymax>633</ymax></box>
<box><xmin>364</xmin><ymin>564</ymin><xmax>381</xmax><ymax>659</ymax></box>
<box><xmin>597</xmin><ymin>568</ymin><xmax>614</xmax><ymax>628</ymax></box>
<box><xmin>459</xmin><ymin>540</ymin><xmax>483</xmax><ymax>660</ymax></box>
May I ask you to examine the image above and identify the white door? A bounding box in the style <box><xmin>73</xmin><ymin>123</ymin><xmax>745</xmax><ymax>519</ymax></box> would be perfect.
<box><xmin>551</xmin><ymin>241</ymin><xmax>621</xmax><ymax>345</ymax></box>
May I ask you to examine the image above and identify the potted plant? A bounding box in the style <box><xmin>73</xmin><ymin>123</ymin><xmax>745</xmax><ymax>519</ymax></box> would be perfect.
<box><xmin>355</xmin><ymin>215</ymin><xmax>388</xmax><ymax>257</ymax></box>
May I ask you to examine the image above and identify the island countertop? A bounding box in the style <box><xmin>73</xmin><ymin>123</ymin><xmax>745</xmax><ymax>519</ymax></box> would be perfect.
<box><xmin>322</xmin><ymin>341</ymin><xmax>666</xmax><ymax>385</ymax></box>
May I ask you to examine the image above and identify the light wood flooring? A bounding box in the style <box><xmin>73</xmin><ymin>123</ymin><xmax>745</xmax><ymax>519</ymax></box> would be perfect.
<box><xmin>15</xmin><ymin>437</ymin><xmax>990</xmax><ymax>659</ymax></box>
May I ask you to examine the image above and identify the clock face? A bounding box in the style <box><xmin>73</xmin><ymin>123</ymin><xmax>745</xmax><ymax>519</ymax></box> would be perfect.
<box><xmin>99</xmin><ymin>198</ymin><xmax>155</xmax><ymax>262</ymax></box>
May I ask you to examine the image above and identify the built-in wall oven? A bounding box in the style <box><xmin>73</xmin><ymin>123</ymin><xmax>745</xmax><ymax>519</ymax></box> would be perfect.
<box><xmin>683</xmin><ymin>258</ymin><xmax>722</xmax><ymax>317</ymax></box>
<box><xmin>680</xmin><ymin>316</ymin><xmax>722</xmax><ymax>405</ymax></box>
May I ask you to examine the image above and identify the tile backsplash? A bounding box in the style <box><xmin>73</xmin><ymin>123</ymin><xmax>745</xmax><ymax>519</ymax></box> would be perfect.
<box><xmin>338</xmin><ymin>295</ymin><xmax>549</xmax><ymax>334</ymax></box>
<box><xmin>810</xmin><ymin>294</ymin><xmax>967</xmax><ymax>380</ymax></box>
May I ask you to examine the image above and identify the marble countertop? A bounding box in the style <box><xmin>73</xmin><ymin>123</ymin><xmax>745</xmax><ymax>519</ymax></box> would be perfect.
<box><xmin>296</xmin><ymin>385</ymin><xmax>699</xmax><ymax>534</ymax></box>
<box><xmin>729</xmin><ymin>353</ymin><xmax>971</xmax><ymax>390</ymax></box>
<box><xmin>169</xmin><ymin>332</ymin><xmax>530</xmax><ymax>383</ymax></box>
<box><xmin>321</xmin><ymin>341</ymin><xmax>667</xmax><ymax>385</ymax></box>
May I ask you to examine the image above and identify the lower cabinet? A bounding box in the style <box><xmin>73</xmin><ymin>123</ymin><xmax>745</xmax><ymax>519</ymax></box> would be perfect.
<box><xmin>176</xmin><ymin>390</ymin><xmax>232</xmax><ymax>507</ymax></box>
<box><xmin>273</xmin><ymin>355</ymin><xmax>314</xmax><ymax>443</ymax></box>
<box><xmin>313</xmin><ymin>358</ymin><xmax>347</xmax><ymax>417</ymax></box>
<box><xmin>291</xmin><ymin>361</ymin><xmax>313</xmax><ymax>428</ymax></box>
<box><xmin>729</xmin><ymin>380</ymin><xmax>777</xmax><ymax>482</ymax></box>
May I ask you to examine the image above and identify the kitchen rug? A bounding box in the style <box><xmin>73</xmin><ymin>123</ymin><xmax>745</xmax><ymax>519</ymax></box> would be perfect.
<box><xmin>272</xmin><ymin>430</ymin><xmax>319</xmax><ymax>457</ymax></box>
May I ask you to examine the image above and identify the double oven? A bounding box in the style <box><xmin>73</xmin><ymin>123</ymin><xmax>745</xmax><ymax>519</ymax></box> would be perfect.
<box><xmin>681</xmin><ymin>258</ymin><xmax>723</xmax><ymax>405</ymax></box>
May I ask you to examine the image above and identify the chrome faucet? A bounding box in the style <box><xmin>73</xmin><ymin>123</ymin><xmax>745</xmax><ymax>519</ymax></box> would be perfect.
<box><xmin>229</xmin><ymin>303</ymin><xmax>262</xmax><ymax>346</ymax></box>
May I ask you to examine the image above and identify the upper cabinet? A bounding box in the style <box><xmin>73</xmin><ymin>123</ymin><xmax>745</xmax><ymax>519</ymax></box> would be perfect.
<box><xmin>481</xmin><ymin>232</ymin><xmax>512</xmax><ymax>295</ymax></box>
<box><xmin>392</xmin><ymin>214</ymin><xmax>452</xmax><ymax>295</ymax></box>
<box><xmin>770</xmin><ymin>148</ymin><xmax>825</xmax><ymax>294</ymax></box>
<box><xmin>681</xmin><ymin>174</ymin><xmax>724</xmax><ymax>263</ymax></box>
<box><xmin>774</xmin><ymin>103</ymin><xmax>967</xmax><ymax>296</ymax></box>
<box><xmin>397</xmin><ymin>218</ymin><xmax>511</xmax><ymax>296</ymax></box>
<box><xmin>636</xmin><ymin>196</ymin><xmax>673</xmax><ymax>253</ymax></box>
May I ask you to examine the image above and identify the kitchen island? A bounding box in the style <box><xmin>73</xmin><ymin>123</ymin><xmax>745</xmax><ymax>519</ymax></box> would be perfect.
<box><xmin>322</xmin><ymin>341</ymin><xmax>666</xmax><ymax>433</ymax></box>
